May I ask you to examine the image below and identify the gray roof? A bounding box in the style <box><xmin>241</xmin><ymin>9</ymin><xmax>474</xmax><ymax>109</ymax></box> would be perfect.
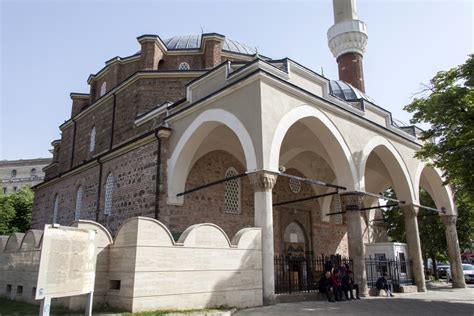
<box><xmin>329</xmin><ymin>80</ymin><xmax>377</xmax><ymax>104</ymax></box>
<box><xmin>163</xmin><ymin>35</ymin><xmax>257</xmax><ymax>55</ymax></box>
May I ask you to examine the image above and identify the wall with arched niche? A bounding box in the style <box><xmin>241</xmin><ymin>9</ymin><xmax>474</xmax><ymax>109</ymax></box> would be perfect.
<box><xmin>163</xmin><ymin>150</ymin><xmax>254</xmax><ymax>240</ymax></box>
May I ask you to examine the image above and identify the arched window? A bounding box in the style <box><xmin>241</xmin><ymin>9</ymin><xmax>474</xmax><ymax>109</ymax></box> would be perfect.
<box><xmin>11</xmin><ymin>169</ymin><xmax>17</xmax><ymax>178</ymax></box>
<box><xmin>178</xmin><ymin>62</ymin><xmax>190</xmax><ymax>71</ymax></box>
<box><xmin>100</xmin><ymin>81</ymin><xmax>107</xmax><ymax>97</ymax></box>
<box><xmin>104</xmin><ymin>173</ymin><xmax>114</xmax><ymax>215</ymax></box>
<box><xmin>224</xmin><ymin>167</ymin><xmax>241</xmax><ymax>214</ymax></box>
<box><xmin>31</xmin><ymin>168</ymin><xmax>37</xmax><ymax>178</ymax></box>
<box><xmin>75</xmin><ymin>186</ymin><xmax>83</xmax><ymax>220</ymax></box>
<box><xmin>89</xmin><ymin>126</ymin><xmax>96</xmax><ymax>152</ymax></box>
<box><xmin>53</xmin><ymin>194</ymin><xmax>59</xmax><ymax>223</ymax></box>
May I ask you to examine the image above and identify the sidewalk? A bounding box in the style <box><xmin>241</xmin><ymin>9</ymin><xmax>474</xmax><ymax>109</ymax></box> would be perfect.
<box><xmin>235</xmin><ymin>283</ymin><xmax>474</xmax><ymax>316</ymax></box>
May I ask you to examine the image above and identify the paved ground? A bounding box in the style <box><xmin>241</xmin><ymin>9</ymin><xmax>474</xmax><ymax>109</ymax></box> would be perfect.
<box><xmin>235</xmin><ymin>283</ymin><xmax>474</xmax><ymax>316</ymax></box>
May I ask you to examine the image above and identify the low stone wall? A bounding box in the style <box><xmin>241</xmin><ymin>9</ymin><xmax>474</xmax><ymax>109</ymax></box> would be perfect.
<box><xmin>0</xmin><ymin>221</ymin><xmax>112</xmax><ymax>310</ymax></box>
<box><xmin>0</xmin><ymin>217</ymin><xmax>263</xmax><ymax>312</ymax></box>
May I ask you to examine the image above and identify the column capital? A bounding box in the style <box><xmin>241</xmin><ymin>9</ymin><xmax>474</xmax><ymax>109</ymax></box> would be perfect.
<box><xmin>339</xmin><ymin>192</ymin><xmax>364</xmax><ymax>211</ymax></box>
<box><xmin>441</xmin><ymin>214</ymin><xmax>457</xmax><ymax>227</ymax></box>
<box><xmin>400</xmin><ymin>204</ymin><xmax>419</xmax><ymax>218</ymax></box>
<box><xmin>249</xmin><ymin>171</ymin><xmax>277</xmax><ymax>192</ymax></box>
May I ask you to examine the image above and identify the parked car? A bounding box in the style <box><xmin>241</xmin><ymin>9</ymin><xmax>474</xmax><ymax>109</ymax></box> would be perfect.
<box><xmin>437</xmin><ymin>264</ymin><xmax>450</xmax><ymax>279</ymax></box>
<box><xmin>463</xmin><ymin>264</ymin><xmax>474</xmax><ymax>283</ymax></box>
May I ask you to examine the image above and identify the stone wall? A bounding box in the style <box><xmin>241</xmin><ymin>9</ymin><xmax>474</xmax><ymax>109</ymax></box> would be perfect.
<box><xmin>0</xmin><ymin>218</ymin><xmax>262</xmax><ymax>313</ymax></box>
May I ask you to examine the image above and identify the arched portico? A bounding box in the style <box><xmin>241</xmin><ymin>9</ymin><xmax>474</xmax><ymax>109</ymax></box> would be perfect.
<box><xmin>167</xmin><ymin>109</ymin><xmax>257</xmax><ymax>205</ymax></box>
<box><xmin>359</xmin><ymin>136</ymin><xmax>415</xmax><ymax>203</ymax></box>
<box><xmin>415</xmin><ymin>163</ymin><xmax>465</xmax><ymax>288</ymax></box>
<box><xmin>269</xmin><ymin>105</ymin><xmax>358</xmax><ymax>191</ymax></box>
<box><xmin>360</xmin><ymin>136</ymin><xmax>426</xmax><ymax>291</ymax></box>
<box><xmin>414</xmin><ymin>163</ymin><xmax>455</xmax><ymax>215</ymax></box>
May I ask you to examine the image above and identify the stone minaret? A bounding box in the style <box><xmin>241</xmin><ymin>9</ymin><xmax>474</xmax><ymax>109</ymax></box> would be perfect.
<box><xmin>328</xmin><ymin>0</ymin><xmax>368</xmax><ymax>92</ymax></box>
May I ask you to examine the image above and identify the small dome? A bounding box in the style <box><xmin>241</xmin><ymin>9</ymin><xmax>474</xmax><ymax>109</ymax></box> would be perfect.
<box><xmin>163</xmin><ymin>34</ymin><xmax>256</xmax><ymax>55</ymax></box>
<box><xmin>329</xmin><ymin>80</ymin><xmax>376</xmax><ymax>104</ymax></box>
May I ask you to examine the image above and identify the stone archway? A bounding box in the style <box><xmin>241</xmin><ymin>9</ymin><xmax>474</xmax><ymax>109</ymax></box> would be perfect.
<box><xmin>167</xmin><ymin>109</ymin><xmax>257</xmax><ymax>205</ymax></box>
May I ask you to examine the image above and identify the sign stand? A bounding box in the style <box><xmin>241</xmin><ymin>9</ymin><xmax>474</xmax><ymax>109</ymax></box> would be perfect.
<box><xmin>39</xmin><ymin>297</ymin><xmax>51</xmax><ymax>316</ymax></box>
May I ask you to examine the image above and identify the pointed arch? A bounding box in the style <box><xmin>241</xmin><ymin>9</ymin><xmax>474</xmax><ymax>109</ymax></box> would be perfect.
<box><xmin>269</xmin><ymin>105</ymin><xmax>358</xmax><ymax>190</ymax></box>
<box><xmin>359</xmin><ymin>135</ymin><xmax>415</xmax><ymax>203</ymax></box>
<box><xmin>167</xmin><ymin>109</ymin><xmax>257</xmax><ymax>204</ymax></box>
<box><xmin>414</xmin><ymin>163</ymin><xmax>456</xmax><ymax>215</ymax></box>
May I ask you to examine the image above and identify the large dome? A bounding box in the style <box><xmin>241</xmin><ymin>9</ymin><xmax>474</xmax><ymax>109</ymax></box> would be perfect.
<box><xmin>163</xmin><ymin>34</ymin><xmax>256</xmax><ymax>55</ymax></box>
<box><xmin>329</xmin><ymin>80</ymin><xmax>377</xmax><ymax>104</ymax></box>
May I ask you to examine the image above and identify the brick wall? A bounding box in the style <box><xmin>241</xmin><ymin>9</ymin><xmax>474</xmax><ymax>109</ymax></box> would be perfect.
<box><xmin>163</xmin><ymin>150</ymin><xmax>254</xmax><ymax>239</ymax></box>
<box><xmin>34</xmin><ymin>147</ymin><xmax>349</xmax><ymax>257</ymax></box>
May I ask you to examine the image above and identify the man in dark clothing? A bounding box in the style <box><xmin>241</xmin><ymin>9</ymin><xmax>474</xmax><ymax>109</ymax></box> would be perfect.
<box><xmin>341</xmin><ymin>270</ymin><xmax>360</xmax><ymax>300</ymax></box>
<box><xmin>376</xmin><ymin>272</ymin><xmax>395</xmax><ymax>297</ymax></box>
<box><xmin>319</xmin><ymin>271</ymin><xmax>336</xmax><ymax>302</ymax></box>
<box><xmin>330</xmin><ymin>269</ymin><xmax>345</xmax><ymax>301</ymax></box>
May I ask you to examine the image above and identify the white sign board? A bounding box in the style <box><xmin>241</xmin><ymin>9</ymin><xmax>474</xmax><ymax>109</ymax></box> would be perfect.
<box><xmin>36</xmin><ymin>224</ymin><xmax>97</xmax><ymax>300</ymax></box>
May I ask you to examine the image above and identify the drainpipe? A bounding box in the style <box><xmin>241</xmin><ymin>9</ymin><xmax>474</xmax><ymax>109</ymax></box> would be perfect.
<box><xmin>70</xmin><ymin>118</ymin><xmax>77</xmax><ymax>169</ymax></box>
<box><xmin>154</xmin><ymin>126</ymin><xmax>172</xmax><ymax>220</ymax></box>
<box><xmin>95</xmin><ymin>158</ymin><xmax>103</xmax><ymax>222</ymax></box>
<box><xmin>109</xmin><ymin>93</ymin><xmax>117</xmax><ymax>150</ymax></box>
<box><xmin>154</xmin><ymin>133</ymin><xmax>161</xmax><ymax>220</ymax></box>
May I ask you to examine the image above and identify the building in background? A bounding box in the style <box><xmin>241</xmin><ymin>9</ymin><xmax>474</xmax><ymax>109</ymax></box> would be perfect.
<box><xmin>0</xmin><ymin>158</ymin><xmax>52</xmax><ymax>194</ymax></box>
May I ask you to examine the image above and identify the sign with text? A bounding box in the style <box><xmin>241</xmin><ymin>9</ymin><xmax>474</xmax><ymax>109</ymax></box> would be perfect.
<box><xmin>35</xmin><ymin>225</ymin><xmax>97</xmax><ymax>300</ymax></box>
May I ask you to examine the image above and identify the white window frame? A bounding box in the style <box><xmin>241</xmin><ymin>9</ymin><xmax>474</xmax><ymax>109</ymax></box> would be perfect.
<box><xmin>75</xmin><ymin>186</ymin><xmax>83</xmax><ymax>220</ymax></box>
<box><xmin>89</xmin><ymin>126</ymin><xmax>96</xmax><ymax>153</ymax></box>
<box><xmin>224</xmin><ymin>167</ymin><xmax>241</xmax><ymax>214</ymax></box>
<box><xmin>100</xmin><ymin>81</ymin><xmax>107</xmax><ymax>97</ymax></box>
<box><xmin>104</xmin><ymin>173</ymin><xmax>114</xmax><ymax>215</ymax></box>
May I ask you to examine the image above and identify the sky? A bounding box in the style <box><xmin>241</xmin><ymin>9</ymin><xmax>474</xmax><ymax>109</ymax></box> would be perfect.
<box><xmin>0</xmin><ymin>0</ymin><xmax>472</xmax><ymax>160</ymax></box>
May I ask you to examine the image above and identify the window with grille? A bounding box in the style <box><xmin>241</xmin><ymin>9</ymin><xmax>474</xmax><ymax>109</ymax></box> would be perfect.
<box><xmin>104</xmin><ymin>173</ymin><xmax>114</xmax><ymax>215</ymax></box>
<box><xmin>178</xmin><ymin>62</ymin><xmax>190</xmax><ymax>71</ymax></box>
<box><xmin>53</xmin><ymin>194</ymin><xmax>59</xmax><ymax>223</ymax></box>
<box><xmin>89</xmin><ymin>126</ymin><xmax>96</xmax><ymax>152</ymax></box>
<box><xmin>11</xmin><ymin>169</ymin><xmax>17</xmax><ymax>178</ymax></box>
<box><xmin>100</xmin><ymin>81</ymin><xmax>107</xmax><ymax>97</ymax></box>
<box><xmin>75</xmin><ymin>186</ymin><xmax>83</xmax><ymax>220</ymax></box>
<box><xmin>289</xmin><ymin>178</ymin><xmax>301</xmax><ymax>193</ymax></box>
<box><xmin>224</xmin><ymin>167</ymin><xmax>241</xmax><ymax>214</ymax></box>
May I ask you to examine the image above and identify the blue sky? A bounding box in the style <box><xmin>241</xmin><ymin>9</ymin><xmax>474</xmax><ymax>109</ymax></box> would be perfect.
<box><xmin>1</xmin><ymin>0</ymin><xmax>472</xmax><ymax>160</ymax></box>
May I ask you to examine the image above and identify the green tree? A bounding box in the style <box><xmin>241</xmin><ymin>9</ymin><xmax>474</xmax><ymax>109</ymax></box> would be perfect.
<box><xmin>404</xmin><ymin>54</ymin><xmax>474</xmax><ymax>253</ymax></box>
<box><xmin>0</xmin><ymin>187</ymin><xmax>34</xmax><ymax>234</ymax></box>
<box><xmin>0</xmin><ymin>192</ymin><xmax>16</xmax><ymax>235</ymax></box>
<box><xmin>404</xmin><ymin>54</ymin><xmax>474</xmax><ymax>197</ymax></box>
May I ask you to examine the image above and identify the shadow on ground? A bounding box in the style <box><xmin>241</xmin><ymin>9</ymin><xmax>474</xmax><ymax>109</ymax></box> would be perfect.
<box><xmin>235</xmin><ymin>296</ymin><xmax>474</xmax><ymax>315</ymax></box>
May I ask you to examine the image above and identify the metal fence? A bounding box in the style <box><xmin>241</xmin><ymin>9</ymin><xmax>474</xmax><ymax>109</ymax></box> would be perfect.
<box><xmin>365</xmin><ymin>256</ymin><xmax>415</xmax><ymax>291</ymax></box>
<box><xmin>274</xmin><ymin>254</ymin><xmax>415</xmax><ymax>295</ymax></box>
<box><xmin>274</xmin><ymin>253</ymin><xmax>353</xmax><ymax>294</ymax></box>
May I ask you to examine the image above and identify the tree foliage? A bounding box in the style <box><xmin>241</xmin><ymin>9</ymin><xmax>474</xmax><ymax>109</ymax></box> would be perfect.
<box><xmin>382</xmin><ymin>188</ymin><xmax>447</xmax><ymax>263</ymax></box>
<box><xmin>0</xmin><ymin>187</ymin><xmax>34</xmax><ymax>235</ymax></box>
<box><xmin>404</xmin><ymin>54</ymin><xmax>474</xmax><ymax>197</ymax></box>
<box><xmin>403</xmin><ymin>54</ymin><xmax>474</xmax><ymax>251</ymax></box>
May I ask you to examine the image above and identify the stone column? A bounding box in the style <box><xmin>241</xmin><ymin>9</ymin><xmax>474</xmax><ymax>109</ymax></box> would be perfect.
<box><xmin>401</xmin><ymin>204</ymin><xmax>426</xmax><ymax>292</ymax></box>
<box><xmin>249</xmin><ymin>171</ymin><xmax>277</xmax><ymax>305</ymax></box>
<box><xmin>441</xmin><ymin>215</ymin><xmax>466</xmax><ymax>288</ymax></box>
<box><xmin>340</xmin><ymin>192</ymin><xmax>368</xmax><ymax>297</ymax></box>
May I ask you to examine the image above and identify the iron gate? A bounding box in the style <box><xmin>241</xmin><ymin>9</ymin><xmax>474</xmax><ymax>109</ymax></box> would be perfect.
<box><xmin>274</xmin><ymin>254</ymin><xmax>353</xmax><ymax>294</ymax></box>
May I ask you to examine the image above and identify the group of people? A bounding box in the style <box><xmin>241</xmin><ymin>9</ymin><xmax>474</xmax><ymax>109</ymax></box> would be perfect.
<box><xmin>318</xmin><ymin>264</ymin><xmax>395</xmax><ymax>302</ymax></box>
<box><xmin>318</xmin><ymin>265</ymin><xmax>360</xmax><ymax>302</ymax></box>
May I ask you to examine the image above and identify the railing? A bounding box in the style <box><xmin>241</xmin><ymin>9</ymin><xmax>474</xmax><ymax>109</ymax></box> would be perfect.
<box><xmin>274</xmin><ymin>253</ymin><xmax>353</xmax><ymax>294</ymax></box>
<box><xmin>365</xmin><ymin>256</ymin><xmax>415</xmax><ymax>291</ymax></box>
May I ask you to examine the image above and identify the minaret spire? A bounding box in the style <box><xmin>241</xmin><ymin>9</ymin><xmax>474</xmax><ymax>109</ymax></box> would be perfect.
<box><xmin>328</xmin><ymin>0</ymin><xmax>368</xmax><ymax>92</ymax></box>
